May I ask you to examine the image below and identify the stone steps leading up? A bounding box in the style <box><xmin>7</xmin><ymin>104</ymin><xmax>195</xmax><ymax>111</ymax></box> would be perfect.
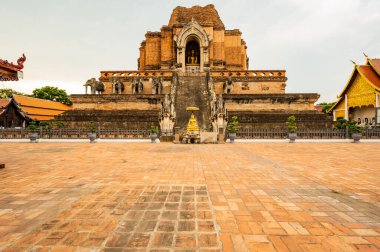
<box><xmin>174</xmin><ymin>74</ymin><xmax>212</xmax><ymax>130</ymax></box>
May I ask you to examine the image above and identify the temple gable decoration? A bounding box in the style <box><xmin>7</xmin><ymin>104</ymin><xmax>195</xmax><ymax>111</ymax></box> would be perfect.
<box><xmin>0</xmin><ymin>54</ymin><xmax>26</xmax><ymax>81</ymax></box>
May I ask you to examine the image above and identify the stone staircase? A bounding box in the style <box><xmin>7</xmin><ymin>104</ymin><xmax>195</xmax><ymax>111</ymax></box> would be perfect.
<box><xmin>174</xmin><ymin>73</ymin><xmax>212</xmax><ymax>130</ymax></box>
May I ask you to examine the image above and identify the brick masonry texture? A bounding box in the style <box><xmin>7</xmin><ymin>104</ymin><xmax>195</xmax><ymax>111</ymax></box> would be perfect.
<box><xmin>0</xmin><ymin>142</ymin><xmax>379</xmax><ymax>251</ymax></box>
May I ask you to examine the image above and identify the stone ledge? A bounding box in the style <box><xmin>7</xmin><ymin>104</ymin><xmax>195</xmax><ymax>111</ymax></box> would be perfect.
<box><xmin>70</xmin><ymin>94</ymin><xmax>164</xmax><ymax>103</ymax></box>
<box><xmin>223</xmin><ymin>93</ymin><xmax>320</xmax><ymax>102</ymax></box>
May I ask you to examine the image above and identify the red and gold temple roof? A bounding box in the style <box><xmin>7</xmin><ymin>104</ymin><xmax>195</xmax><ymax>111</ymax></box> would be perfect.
<box><xmin>329</xmin><ymin>56</ymin><xmax>380</xmax><ymax>113</ymax></box>
<box><xmin>0</xmin><ymin>54</ymin><xmax>26</xmax><ymax>81</ymax></box>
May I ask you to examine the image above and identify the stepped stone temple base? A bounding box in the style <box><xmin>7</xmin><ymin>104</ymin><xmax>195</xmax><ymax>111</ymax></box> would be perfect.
<box><xmin>57</xmin><ymin>5</ymin><xmax>332</xmax><ymax>139</ymax></box>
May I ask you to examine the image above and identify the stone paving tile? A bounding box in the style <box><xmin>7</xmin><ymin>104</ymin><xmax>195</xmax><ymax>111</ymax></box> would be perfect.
<box><xmin>0</xmin><ymin>142</ymin><xmax>379</xmax><ymax>251</ymax></box>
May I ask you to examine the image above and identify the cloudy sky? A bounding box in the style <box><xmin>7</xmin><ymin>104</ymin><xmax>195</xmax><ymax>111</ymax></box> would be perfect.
<box><xmin>1</xmin><ymin>0</ymin><xmax>379</xmax><ymax>102</ymax></box>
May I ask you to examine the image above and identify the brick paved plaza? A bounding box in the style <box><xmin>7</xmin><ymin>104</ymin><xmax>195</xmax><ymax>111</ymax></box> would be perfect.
<box><xmin>0</xmin><ymin>142</ymin><xmax>379</xmax><ymax>251</ymax></box>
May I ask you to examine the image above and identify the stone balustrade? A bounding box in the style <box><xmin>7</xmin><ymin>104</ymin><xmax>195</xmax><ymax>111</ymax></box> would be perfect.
<box><xmin>100</xmin><ymin>70</ymin><xmax>173</xmax><ymax>78</ymax></box>
<box><xmin>210</xmin><ymin>70</ymin><xmax>286</xmax><ymax>77</ymax></box>
<box><xmin>100</xmin><ymin>70</ymin><xmax>286</xmax><ymax>79</ymax></box>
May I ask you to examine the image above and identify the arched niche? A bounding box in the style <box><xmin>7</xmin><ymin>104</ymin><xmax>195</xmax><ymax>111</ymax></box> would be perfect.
<box><xmin>174</xmin><ymin>19</ymin><xmax>210</xmax><ymax>72</ymax></box>
<box><xmin>185</xmin><ymin>39</ymin><xmax>200</xmax><ymax>66</ymax></box>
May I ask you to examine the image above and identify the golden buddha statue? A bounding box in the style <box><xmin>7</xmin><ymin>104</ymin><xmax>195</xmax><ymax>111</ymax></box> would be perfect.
<box><xmin>186</xmin><ymin>107</ymin><xmax>200</xmax><ymax>132</ymax></box>
<box><xmin>187</xmin><ymin>50</ymin><xmax>198</xmax><ymax>65</ymax></box>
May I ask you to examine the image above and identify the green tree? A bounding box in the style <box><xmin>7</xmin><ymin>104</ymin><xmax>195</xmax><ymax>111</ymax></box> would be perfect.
<box><xmin>317</xmin><ymin>102</ymin><xmax>336</xmax><ymax>113</ymax></box>
<box><xmin>32</xmin><ymin>86</ymin><xmax>72</xmax><ymax>105</ymax></box>
<box><xmin>0</xmin><ymin>88</ymin><xmax>28</xmax><ymax>99</ymax></box>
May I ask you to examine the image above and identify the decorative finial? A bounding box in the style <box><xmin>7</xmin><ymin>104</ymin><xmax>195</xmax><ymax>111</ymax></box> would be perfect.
<box><xmin>350</xmin><ymin>60</ymin><xmax>357</xmax><ymax>65</ymax></box>
<box><xmin>363</xmin><ymin>52</ymin><xmax>368</xmax><ymax>58</ymax></box>
<box><xmin>191</xmin><ymin>17</ymin><xmax>194</xmax><ymax>22</ymax></box>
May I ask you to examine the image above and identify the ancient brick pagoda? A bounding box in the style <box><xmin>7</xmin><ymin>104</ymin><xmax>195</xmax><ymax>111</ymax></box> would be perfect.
<box><xmin>59</xmin><ymin>4</ymin><xmax>331</xmax><ymax>133</ymax></box>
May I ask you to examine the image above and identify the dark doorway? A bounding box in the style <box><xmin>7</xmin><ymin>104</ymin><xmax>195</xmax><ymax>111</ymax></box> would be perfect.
<box><xmin>185</xmin><ymin>40</ymin><xmax>200</xmax><ymax>66</ymax></box>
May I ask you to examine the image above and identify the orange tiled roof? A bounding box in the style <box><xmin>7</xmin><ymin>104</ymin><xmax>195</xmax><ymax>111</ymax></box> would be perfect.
<box><xmin>0</xmin><ymin>98</ymin><xmax>12</xmax><ymax>115</ymax></box>
<box><xmin>358</xmin><ymin>65</ymin><xmax>380</xmax><ymax>90</ymax></box>
<box><xmin>0</xmin><ymin>98</ymin><xmax>12</xmax><ymax>108</ymax></box>
<box><xmin>369</xmin><ymin>58</ymin><xmax>380</xmax><ymax>75</ymax></box>
<box><xmin>12</xmin><ymin>95</ymin><xmax>71</xmax><ymax>121</ymax></box>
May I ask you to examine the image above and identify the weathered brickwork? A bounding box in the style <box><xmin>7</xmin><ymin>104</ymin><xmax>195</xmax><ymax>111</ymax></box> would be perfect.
<box><xmin>139</xmin><ymin>4</ymin><xmax>247</xmax><ymax>71</ymax></box>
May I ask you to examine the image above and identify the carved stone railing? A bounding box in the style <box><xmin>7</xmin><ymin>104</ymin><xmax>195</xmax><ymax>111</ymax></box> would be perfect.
<box><xmin>100</xmin><ymin>70</ymin><xmax>173</xmax><ymax>79</ymax></box>
<box><xmin>211</xmin><ymin>70</ymin><xmax>286</xmax><ymax>77</ymax></box>
<box><xmin>186</xmin><ymin>66</ymin><xmax>200</xmax><ymax>73</ymax></box>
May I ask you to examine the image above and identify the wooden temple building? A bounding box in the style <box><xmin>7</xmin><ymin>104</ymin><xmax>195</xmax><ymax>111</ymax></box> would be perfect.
<box><xmin>0</xmin><ymin>95</ymin><xmax>71</xmax><ymax>128</ymax></box>
<box><xmin>0</xmin><ymin>53</ymin><xmax>27</xmax><ymax>168</ymax></box>
<box><xmin>58</xmin><ymin>4</ymin><xmax>331</xmax><ymax>133</ymax></box>
<box><xmin>329</xmin><ymin>55</ymin><xmax>380</xmax><ymax>126</ymax></box>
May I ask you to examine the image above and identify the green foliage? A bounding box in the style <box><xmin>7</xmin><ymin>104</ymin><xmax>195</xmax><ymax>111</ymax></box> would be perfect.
<box><xmin>150</xmin><ymin>125</ymin><xmax>158</xmax><ymax>134</ymax></box>
<box><xmin>54</xmin><ymin>121</ymin><xmax>64</xmax><ymax>128</ymax></box>
<box><xmin>317</xmin><ymin>102</ymin><xmax>336</xmax><ymax>113</ymax></box>
<box><xmin>88</xmin><ymin>121</ymin><xmax>96</xmax><ymax>133</ymax></box>
<box><xmin>227</xmin><ymin>116</ymin><xmax>239</xmax><ymax>133</ymax></box>
<box><xmin>348</xmin><ymin>121</ymin><xmax>363</xmax><ymax>133</ymax></box>
<box><xmin>28</xmin><ymin>121</ymin><xmax>39</xmax><ymax>132</ymax></box>
<box><xmin>39</xmin><ymin>120</ymin><xmax>64</xmax><ymax>129</ymax></box>
<box><xmin>285</xmin><ymin>115</ymin><xmax>297</xmax><ymax>133</ymax></box>
<box><xmin>32</xmin><ymin>86</ymin><xmax>72</xmax><ymax>105</ymax></box>
<box><xmin>335</xmin><ymin>118</ymin><xmax>348</xmax><ymax>129</ymax></box>
<box><xmin>334</xmin><ymin>118</ymin><xmax>363</xmax><ymax>133</ymax></box>
<box><xmin>39</xmin><ymin>121</ymin><xmax>52</xmax><ymax>130</ymax></box>
<box><xmin>0</xmin><ymin>88</ymin><xmax>28</xmax><ymax>99</ymax></box>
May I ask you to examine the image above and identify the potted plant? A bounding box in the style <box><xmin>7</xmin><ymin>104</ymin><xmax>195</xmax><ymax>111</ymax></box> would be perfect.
<box><xmin>28</xmin><ymin>121</ymin><xmax>39</xmax><ymax>143</ymax></box>
<box><xmin>227</xmin><ymin>116</ymin><xmax>239</xmax><ymax>143</ymax></box>
<box><xmin>150</xmin><ymin>125</ymin><xmax>158</xmax><ymax>143</ymax></box>
<box><xmin>349</xmin><ymin>121</ymin><xmax>362</xmax><ymax>143</ymax></box>
<box><xmin>285</xmin><ymin>115</ymin><xmax>297</xmax><ymax>143</ymax></box>
<box><xmin>88</xmin><ymin>122</ymin><xmax>97</xmax><ymax>143</ymax></box>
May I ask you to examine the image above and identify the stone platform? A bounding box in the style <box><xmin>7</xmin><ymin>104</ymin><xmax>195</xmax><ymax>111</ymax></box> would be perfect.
<box><xmin>224</xmin><ymin>94</ymin><xmax>333</xmax><ymax>129</ymax></box>
<box><xmin>57</xmin><ymin>94</ymin><xmax>163</xmax><ymax>129</ymax></box>
<box><xmin>0</xmin><ymin>142</ymin><xmax>379</xmax><ymax>251</ymax></box>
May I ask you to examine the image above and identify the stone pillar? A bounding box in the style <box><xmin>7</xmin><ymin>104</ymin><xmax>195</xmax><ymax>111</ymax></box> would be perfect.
<box><xmin>139</xmin><ymin>41</ymin><xmax>146</xmax><ymax>71</ymax></box>
<box><xmin>376</xmin><ymin>93</ymin><xmax>379</xmax><ymax>107</ymax></box>
<box><xmin>145</xmin><ymin>32</ymin><xmax>161</xmax><ymax>69</ymax></box>
<box><xmin>218</xmin><ymin>127</ymin><xmax>225</xmax><ymax>144</ymax></box>
<box><xmin>177</xmin><ymin>47</ymin><xmax>184</xmax><ymax>71</ymax></box>
<box><xmin>160</xmin><ymin>26</ymin><xmax>173</xmax><ymax>69</ymax></box>
<box><xmin>200</xmin><ymin>47</ymin><xmax>205</xmax><ymax>72</ymax></box>
<box><xmin>173</xmin><ymin>126</ymin><xmax>180</xmax><ymax>144</ymax></box>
